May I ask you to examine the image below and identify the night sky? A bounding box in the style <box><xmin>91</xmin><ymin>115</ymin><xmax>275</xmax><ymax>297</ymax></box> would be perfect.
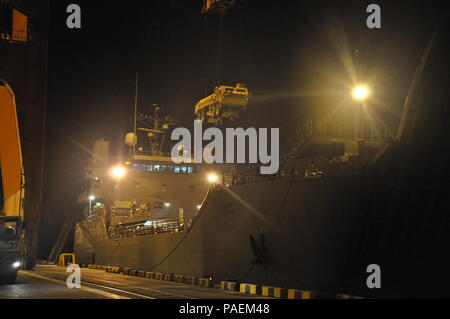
<box><xmin>37</xmin><ymin>0</ymin><xmax>448</xmax><ymax>258</ymax></box>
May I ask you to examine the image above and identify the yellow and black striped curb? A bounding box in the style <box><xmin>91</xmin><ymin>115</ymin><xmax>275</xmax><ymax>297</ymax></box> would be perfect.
<box><xmin>220</xmin><ymin>281</ymin><xmax>239</xmax><ymax>291</ymax></box>
<box><xmin>240</xmin><ymin>283</ymin><xmax>261</xmax><ymax>295</ymax></box>
<box><xmin>130</xmin><ymin>269</ymin><xmax>138</xmax><ymax>276</ymax></box>
<box><xmin>85</xmin><ymin>265</ymin><xmax>363</xmax><ymax>299</ymax></box>
<box><xmin>121</xmin><ymin>267</ymin><xmax>133</xmax><ymax>275</ymax></box>
<box><xmin>197</xmin><ymin>277</ymin><xmax>213</xmax><ymax>288</ymax></box>
<box><xmin>287</xmin><ymin>289</ymin><xmax>312</xmax><ymax>299</ymax></box>
<box><xmin>183</xmin><ymin>276</ymin><xmax>198</xmax><ymax>285</ymax></box>
<box><xmin>262</xmin><ymin>286</ymin><xmax>286</xmax><ymax>298</ymax></box>
<box><xmin>154</xmin><ymin>272</ymin><xmax>164</xmax><ymax>280</ymax></box>
<box><xmin>105</xmin><ymin>266</ymin><xmax>123</xmax><ymax>273</ymax></box>
<box><xmin>163</xmin><ymin>273</ymin><xmax>173</xmax><ymax>281</ymax></box>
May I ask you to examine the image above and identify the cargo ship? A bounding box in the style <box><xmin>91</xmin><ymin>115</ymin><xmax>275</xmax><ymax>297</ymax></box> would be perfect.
<box><xmin>73</xmin><ymin>24</ymin><xmax>450</xmax><ymax>298</ymax></box>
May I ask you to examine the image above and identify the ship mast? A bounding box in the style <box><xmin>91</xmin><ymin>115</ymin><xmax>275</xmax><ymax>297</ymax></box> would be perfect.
<box><xmin>133</xmin><ymin>72</ymin><xmax>138</xmax><ymax>156</ymax></box>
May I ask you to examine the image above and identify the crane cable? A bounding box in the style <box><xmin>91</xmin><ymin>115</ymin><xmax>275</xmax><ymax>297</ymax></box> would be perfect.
<box><xmin>203</xmin><ymin>14</ymin><xmax>208</xmax><ymax>96</ymax></box>
<box><xmin>204</xmin><ymin>2</ymin><xmax>246</xmax><ymax>89</ymax></box>
<box><xmin>147</xmin><ymin>188</ymin><xmax>212</xmax><ymax>271</ymax></box>
<box><xmin>216</xmin><ymin>14</ymin><xmax>224</xmax><ymax>85</ymax></box>
<box><xmin>238</xmin><ymin>0</ymin><xmax>246</xmax><ymax>83</ymax></box>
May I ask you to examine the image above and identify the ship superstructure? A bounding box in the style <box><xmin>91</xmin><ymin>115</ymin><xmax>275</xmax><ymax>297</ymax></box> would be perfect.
<box><xmin>80</xmin><ymin>104</ymin><xmax>213</xmax><ymax>237</ymax></box>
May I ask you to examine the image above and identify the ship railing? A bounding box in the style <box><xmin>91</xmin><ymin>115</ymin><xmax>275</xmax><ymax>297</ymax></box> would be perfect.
<box><xmin>107</xmin><ymin>217</ymin><xmax>191</xmax><ymax>239</ymax></box>
<box><xmin>305</xmin><ymin>119</ymin><xmax>389</xmax><ymax>141</ymax></box>
<box><xmin>220</xmin><ymin>164</ymin><xmax>328</xmax><ymax>188</ymax></box>
<box><xmin>134</xmin><ymin>150</ymin><xmax>172</xmax><ymax>158</ymax></box>
<box><xmin>220</xmin><ymin>165</ymin><xmax>285</xmax><ymax>187</ymax></box>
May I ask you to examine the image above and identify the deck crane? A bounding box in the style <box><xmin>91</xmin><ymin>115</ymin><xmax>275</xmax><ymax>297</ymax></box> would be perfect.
<box><xmin>195</xmin><ymin>0</ymin><xmax>250</xmax><ymax>125</ymax></box>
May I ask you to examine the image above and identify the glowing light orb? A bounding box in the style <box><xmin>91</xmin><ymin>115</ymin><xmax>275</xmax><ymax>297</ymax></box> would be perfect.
<box><xmin>111</xmin><ymin>166</ymin><xmax>126</xmax><ymax>179</ymax></box>
<box><xmin>352</xmin><ymin>85</ymin><xmax>370</xmax><ymax>100</ymax></box>
<box><xmin>207</xmin><ymin>173</ymin><xmax>219</xmax><ymax>183</ymax></box>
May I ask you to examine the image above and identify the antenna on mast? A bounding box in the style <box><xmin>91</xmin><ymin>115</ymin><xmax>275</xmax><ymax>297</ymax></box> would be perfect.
<box><xmin>133</xmin><ymin>72</ymin><xmax>138</xmax><ymax>155</ymax></box>
<box><xmin>125</xmin><ymin>73</ymin><xmax>139</xmax><ymax>156</ymax></box>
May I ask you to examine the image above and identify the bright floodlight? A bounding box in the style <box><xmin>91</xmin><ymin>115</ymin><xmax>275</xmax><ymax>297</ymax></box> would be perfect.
<box><xmin>12</xmin><ymin>261</ymin><xmax>21</xmax><ymax>268</ymax></box>
<box><xmin>111</xmin><ymin>166</ymin><xmax>126</xmax><ymax>179</ymax></box>
<box><xmin>164</xmin><ymin>202</ymin><xmax>171</xmax><ymax>207</ymax></box>
<box><xmin>352</xmin><ymin>85</ymin><xmax>369</xmax><ymax>100</ymax></box>
<box><xmin>207</xmin><ymin>173</ymin><xmax>219</xmax><ymax>183</ymax></box>
<box><xmin>88</xmin><ymin>195</ymin><xmax>95</xmax><ymax>201</ymax></box>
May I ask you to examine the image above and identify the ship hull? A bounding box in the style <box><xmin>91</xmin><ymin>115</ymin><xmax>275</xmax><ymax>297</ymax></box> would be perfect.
<box><xmin>76</xmin><ymin>175</ymin><xmax>370</xmax><ymax>295</ymax></box>
<box><xmin>75</xmin><ymin>165</ymin><xmax>450</xmax><ymax>298</ymax></box>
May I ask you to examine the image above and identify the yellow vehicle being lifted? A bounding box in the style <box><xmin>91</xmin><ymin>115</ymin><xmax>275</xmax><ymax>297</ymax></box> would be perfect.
<box><xmin>194</xmin><ymin>83</ymin><xmax>249</xmax><ymax>125</ymax></box>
